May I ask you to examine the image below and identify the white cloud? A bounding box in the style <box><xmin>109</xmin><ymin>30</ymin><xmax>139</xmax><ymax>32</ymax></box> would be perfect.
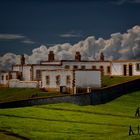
<box><xmin>0</xmin><ymin>34</ymin><xmax>37</xmax><ymax>45</ymax></box>
<box><xmin>59</xmin><ymin>33</ymin><xmax>82</xmax><ymax>38</ymax></box>
<box><xmin>111</xmin><ymin>0</ymin><xmax>140</xmax><ymax>5</ymax></box>
<box><xmin>0</xmin><ymin>25</ymin><xmax>140</xmax><ymax>71</ymax></box>
<box><xmin>21</xmin><ymin>39</ymin><xmax>36</xmax><ymax>44</ymax></box>
<box><xmin>0</xmin><ymin>34</ymin><xmax>25</xmax><ymax>40</ymax></box>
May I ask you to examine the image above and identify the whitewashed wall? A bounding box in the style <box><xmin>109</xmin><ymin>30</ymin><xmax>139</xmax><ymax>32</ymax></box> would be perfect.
<box><xmin>75</xmin><ymin>70</ymin><xmax>101</xmax><ymax>88</ymax></box>
<box><xmin>41</xmin><ymin>70</ymin><xmax>73</xmax><ymax>88</ymax></box>
<box><xmin>33</xmin><ymin>65</ymin><xmax>61</xmax><ymax>80</ymax></box>
<box><xmin>9</xmin><ymin>79</ymin><xmax>38</xmax><ymax>88</ymax></box>
<box><xmin>111</xmin><ymin>63</ymin><xmax>122</xmax><ymax>75</ymax></box>
<box><xmin>22</xmin><ymin>66</ymin><xmax>31</xmax><ymax>81</ymax></box>
<box><xmin>0</xmin><ymin>73</ymin><xmax>9</xmax><ymax>85</ymax></box>
<box><xmin>111</xmin><ymin>61</ymin><xmax>140</xmax><ymax>76</ymax></box>
<box><xmin>41</xmin><ymin>61</ymin><xmax>61</xmax><ymax>65</ymax></box>
<box><xmin>13</xmin><ymin>66</ymin><xmax>20</xmax><ymax>71</ymax></box>
<box><xmin>62</xmin><ymin>61</ymin><xmax>111</xmax><ymax>75</ymax></box>
<box><xmin>13</xmin><ymin>65</ymin><xmax>31</xmax><ymax>80</ymax></box>
<box><xmin>42</xmin><ymin>69</ymin><xmax>101</xmax><ymax>89</ymax></box>
<box><xmin>133</xmin><ymin>62</ymin><xmax>140</xmax><ymax>75</ymax></box>
<box><xmin>12</xmin><ymin>61</ymin><xmax>111</xmax><ymax>82</ymax></box>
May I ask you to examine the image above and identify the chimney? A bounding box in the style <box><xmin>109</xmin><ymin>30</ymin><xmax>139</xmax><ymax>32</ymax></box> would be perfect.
<box><xmin>100</xmin><ymin>52</ymin><xmax>104</xmax><ymax>61</ymax></box>
<box><xmin>21</xmin><ymin>55</ymin><xmax>25</xmax><ymax>65</ymax></box>
<box><xmin>48</xmin><ymin>51</ymin><xmax>55</xmax><ymax>62</ymax></box>
<box><xmin>75</xmin><ymin>51</ymin><xmax>81</xmax><ymax>61</ymax></box>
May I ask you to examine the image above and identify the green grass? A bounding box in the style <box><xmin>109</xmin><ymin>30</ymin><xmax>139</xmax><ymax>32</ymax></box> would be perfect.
<box><xmin>102</xmin><ymin>76</ymin><xmax>140</xmax><ymax>87</ymax></box>
<box><xmin>0</xmin><ymin>88</ymin><xmax>60</xmax><ymax>103</ymax></box>
<box><xmin>0</xmin><ymin>91</ymin><xmax>140</xmax><ymax>140</ymax></box>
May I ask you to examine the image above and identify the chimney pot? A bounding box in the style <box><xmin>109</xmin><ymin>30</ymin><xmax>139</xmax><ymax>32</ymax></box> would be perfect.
<box><xmin>75</xmin><ymin>51</ymin><xmax>81</xmax><ymax>61</ymax></box>
<box><xmin>48</xmin><ymin>51</ymin><xmax>55</xmax><ymax>62</ymax></box>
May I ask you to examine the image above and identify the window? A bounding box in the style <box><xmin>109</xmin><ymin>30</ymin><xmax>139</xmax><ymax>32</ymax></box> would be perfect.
<box><xmin>100</xmin><ymin>66</ymin><xmax>104</xmax><ymax>74</ymax></box>
<box><xmin>107</xmin><ymin>66</ymin><xmax>111</xmax><ymax>74</ymax></box>
<box><xmin>36</xmin><ymin>70</ymin><xmax>41</xmax><ymax>80</ymax></box>
<box><xmin>65</xmin><ymin>65</ymin><xmax>70</xmax><ymax>69</ymax></box>
<box><xmin>1</xmin><ymin>76</ymin><xmax>4</xmax><ymax>80</ymax></box>
<box><xmin>56</xmin><ymin>75</ymin><xmax>61</xmax><ymax>85</ymax></box>
<box><xmin>136</xmin><ymin>63</ymin><xmax>140</xmax><ymax>71</ymax></box>
<box><xmin>100</xmin><ymin>66</ymin><xmax>104</xmax><ymax>70</ymax></box>
<box><xmin>73</xmin><ymin>65</ymin><xmax>78</xmax><ymax>69</ymax></box>
<box><xmin>46</xmin><ymin>76</ymin><xmax>50</xmax><ymax>85</ymax></box>
<box><xmin>6</xmin><ymin>75</ymin><xmax>8</xmax><ymax>80</ymax></box>
<box><xmin>92</xmin><ymin>65</ymin><xmax>96</xmax><ymax>69</ymax></box>
<box><xmin>81</xmin><ymin>65</ymin><xmax>86</xmax><ymax>69</ymax></box>
<box><xmin>9</xmin><ymin>74</ymin><xmax>12</xmax><ymax>79</ymax></box>
<box><xmin>66</xmin><ymin>75</ymin><xmax>71</xmax><ymax>85</ymax></box>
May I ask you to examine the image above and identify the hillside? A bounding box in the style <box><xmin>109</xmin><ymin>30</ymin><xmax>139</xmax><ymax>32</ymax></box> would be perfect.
<box><xmin>0</xmin><ymin>88</ymin><xmax>60</xmax><ymax>103</ymax></box>
<box><xmin>0</xmin><ymin>90</ymin><xmax>140</xmax><ymax>140</ymax></box>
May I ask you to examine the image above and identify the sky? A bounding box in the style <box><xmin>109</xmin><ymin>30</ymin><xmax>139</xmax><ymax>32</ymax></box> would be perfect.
<box><xmin>0</xmin><ymin>0</ymin><xmax>140</xmax><ymax>55</ymax></box>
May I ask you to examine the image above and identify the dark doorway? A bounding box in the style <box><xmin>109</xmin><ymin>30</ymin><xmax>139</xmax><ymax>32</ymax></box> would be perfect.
<box><xmin>129</xmin><ymin>64</ymin><xmax>133</xmax><ymax>76</ymax></box>
<box><xmin>123</xmin><ymin>65</ymin><xmax>127</xmax><ymax>76</ymax></box>
<box><xmin>60</xmin><ymin>86</ymin><xmax>67</xmax><ymax>93</ymax></box>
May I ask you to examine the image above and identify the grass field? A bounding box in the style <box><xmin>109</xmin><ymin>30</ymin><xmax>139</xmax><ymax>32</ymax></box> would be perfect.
<box><xmin>102</xmin><ymin>76</ymin><xmax>140</xmax><ymax>87</ymax></box>
<box><xmin>0</xmin><ymin>90</ymin><xmax>140</xmax><ymax>140</ymax></box>
<box><xmin>0</xmin><ymin>88</ymin><xmax>60</xmax><ymax>103</ymax></box>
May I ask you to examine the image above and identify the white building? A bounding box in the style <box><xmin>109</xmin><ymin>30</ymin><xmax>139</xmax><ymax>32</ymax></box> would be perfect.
<box><xmin>41</xmin><ymin>69</ymin><xmax>101</xmax><ymax>94</ymax></box>
<box><xmin>0</xmin><ymin>51</ymin><xmax>140</xmax><ymax>93</ymax></box>
<box><xmin>112</xmin><ymin>60</ymin><xmax>140</xmax><ymax>76</ymax></box>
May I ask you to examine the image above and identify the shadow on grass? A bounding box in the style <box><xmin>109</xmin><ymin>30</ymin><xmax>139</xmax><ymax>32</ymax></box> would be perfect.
<box><xmin>36</xmin><ymin>106</ymin><xmax>134</xmax><ymax>119</ymax></box>
<box><xmin>0</xmin><ymin>129</ymin><xmax>29</xmax><ymax>140</ymax></box>
<box><xmin>0</xmin><ymin>113</ymin><xmax>128</xmax><ymax>128</ymax></box>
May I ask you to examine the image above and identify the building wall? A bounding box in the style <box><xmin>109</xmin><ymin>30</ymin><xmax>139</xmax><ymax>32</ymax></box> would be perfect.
<box><xmin>22</xmin><ymin>66</ymin><xmax>31</xmax><ymax>81</ymax></box>
<box><xmin>33</xmin><ymin>65</ymin><xmax>61</xmax><ymax>80</ymax></box>
<box><xmin>41</xmin><ymin>69</ymin><xmax>101</xmax><ymax>94</ymax></box>
<box><xmin>41</xmin><ymin>70</ymin><xmax>73</xmax><ymax>91</ymax></box>
<box><xmin>12</xmin><ymin>66</ymin><xmax>20</xmax><ymax>71</ymax></box>
<box><xmin>12</xmin><ymin>61</ymin><xmax>111</xmax><ymax>83</ymax></box>
<box><xmin>9</xmin><ymin>79</ymin><xmax>38</xmax><ymax>88</ymax></box>
<box><xmin>0</xmin><ymin>73</ymin><xmax>9</xmax><ymax>85</ymax></box>
<box><xmin>62</xmin><ymin>61</ymin><xmax>111</xmax><ymax>75</ymax></box>
<box><xmin>75</xmin><ymin>70</ymin><xmax>101</xmax><ymax>88</ymax></box>
<box><xmin>13</xmin><ymin>65</ymin><xmax>31</xmax><ymax>80</ymax></box>
<box><xmin>41</xmin><ymin>61</ymin><xmax>61</xmax><ymax>65</ymax></box>
<box><xmin>112</xmin><ymin>63</ymin><xmax>122</xmax><ymax>75</ymax></box>
<box><xmin>112</xmin><ymin>62</ymin><xmax>140</xmax><ymax>76</ymax></box>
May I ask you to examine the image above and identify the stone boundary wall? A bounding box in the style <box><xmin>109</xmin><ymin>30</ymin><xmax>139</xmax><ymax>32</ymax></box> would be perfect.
<box><xmin>0</xmin><ymin>78</ymin><xmax>140</xmax><ymax>108</ymax></box>
<box><xmin>91</xmin><ymin>78</ymin><xmax>140</xmax><ymax>105</ymax></box>
<box><xmin>0</xmin><ymin>93</ymin><xmax>92</xmax><ymax>108</ymax></box>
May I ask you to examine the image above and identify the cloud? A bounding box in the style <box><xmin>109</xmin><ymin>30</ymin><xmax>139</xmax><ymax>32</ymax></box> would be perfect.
<box><xmin>0</xmin><ymin>25</ymin><xmax>140</xmax><ymax>71</ymax></box>
<box><xmin>21</xmin><ymin>39</ymin><xmax>36</xmax><ymax>44</ymax></box>
<box><xmin>111</xmin><ymin>0</ymin><xmax>140</xmax><ymax>5</ymax></box>
<box><xmin>0</xmin><ymin>34</ymin><xmax>25</xmax><ymax>40</ymax></box>
<box><xmin>59</xmin><ymin>31</ymin><xmax>82</xmax><ymax>38</ymax></box>
<box><xmin>0</xmin><ymin>33</ymin><xmax>37</xmax><ymax>45</ymax></box>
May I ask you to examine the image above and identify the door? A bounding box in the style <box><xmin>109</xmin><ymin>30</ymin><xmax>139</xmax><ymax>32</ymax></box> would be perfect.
<box><xmin>123</xmin><ymin>65</ymin><xmax>127</xmax><ymax>76</ymax></box>
<box><xmin>129</xmin><ymin>64</ymin><xmax>133</xmax><ymax>76</ymax></box>
<box><xmin>60</xmin><ymin>86</ymin><xmax>67</xmax><ymax>93</ymax></box>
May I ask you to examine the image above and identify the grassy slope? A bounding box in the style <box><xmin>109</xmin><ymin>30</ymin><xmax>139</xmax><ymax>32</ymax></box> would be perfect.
<box><xmin>0</xmin><ymin>91</ymin><xmax>140</xmax><ymax>140</ymax></box>
<box><xmin>0</xmin><ymin>88</ymin><xmax>59</xmax><ymax>103</ymax></box>
<box><xmin>0</xmin><ymin>132</ymin><xmax>22</xmax><ymax>140</ymax></box>
<box><xmin>102</xmin><ymin>76</ymin><xmax>140</xmax><ymax>87</ymax></box>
